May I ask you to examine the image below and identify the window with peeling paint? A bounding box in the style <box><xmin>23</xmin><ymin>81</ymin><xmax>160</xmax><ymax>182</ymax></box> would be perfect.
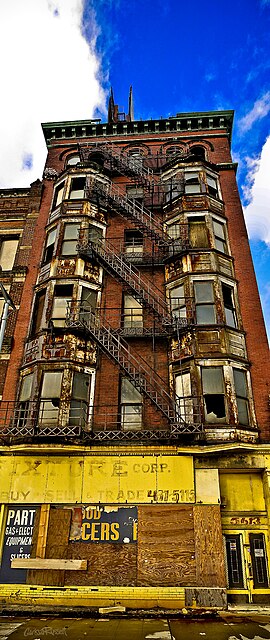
<box><xmin>39</xmin><ymin>371</ymin><xmax>62</xmax><ymax>426</ymax></box>
<box><xmin>194</xmin><ymin>281</ymin><xmax>216</xmax><ymax>324</ymax></box>
<box><xmin>185</xmin><ymin>171</ymin><xmax>200</xmax><ymax>194</ymax></box>
<box><xmin>188</xmin><ymin>217</ymin><xmax>209</xmax><ymax>248</ymax></box>
<box><xmin>202</xmin><ymin>366</ymin><xmax>226</xmax><ymax>423</ymax></box>
<box><xmin>52</xmin><ymin>181</ymin><xmax>65</xmax><ymax>210</ymax></box>
<box><xmin>43</xmin><ymin>227</ymin><xmax>56</xmax><ymax>264</ymax></box>
<box><xmin>206</xmin><ymin>174</ymin><xmax>218</xmax><ymax>198</ymax></box>
<box><xmin>69</xmin><ymin>176</ymin><xmax>86</xmax><ymax>199</ymax></box>
<box><xmin>16</xmin><ymin>373</ymin><xmax>34</xmax><ymax>428</ymax></box>
<box><xmin>213</xmin><ymin>219</ymin><xmax>227</xmax><ymax>253</ymax></box>
<box><xmin>61</xmin><ymin>223</ymin><xmax>80</xmax><ymax>256</ymax></box>
<box><xmin>51</xmin><ymin>284</ymin><xmax>73</xmax><ymax>328</ymax></box>
<box><xmin>175</xmin><ymin>372</ymin><xmax>193</xmax><ymax>423</ymax></box>
<box><xmin>233</xmin><ymin>368</ymin><xmax>250</xmax><ymax>426</ymax></box>
<box><xmin>79</xmin><ymin>287</ymin><xmax>97</xmax><ymax>324</ymax></box>
<box><xmin>222</xmin><ymin>283</ymin><xmax>237</xmax><ymax>328</ymax></box>
<box><xmin>70</xmin><ymin>372</ymin><xmax>90</xmax><ymax>428</ymax></box>
<box><xmin>170</xmin><ymin>284</ymin><xmax>186</xmax><ymax>320</ymax></box>
<box><xmin>120</xmin><ymin>377</ymin><xmax>143</xmax><ymax>430</ymax></box>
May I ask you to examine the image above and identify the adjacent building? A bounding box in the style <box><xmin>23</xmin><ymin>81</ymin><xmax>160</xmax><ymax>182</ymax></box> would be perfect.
<box><xmin>0</xmin><ymin>91</ymin><xmax>269</xmax><ymax>609</ymax></box>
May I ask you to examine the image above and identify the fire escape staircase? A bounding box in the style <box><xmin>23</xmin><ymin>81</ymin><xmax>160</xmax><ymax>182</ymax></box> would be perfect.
<box><xmin>66</xmin><ymin>308</ymin><xmax>202</xmax><ymax>434</ymax></box>
<box><xmin>79</xmin><ymin>142</ymin><xmax>154</xmax><ymax>184</ymax></box>
<box><xmin>78</xmin><ymin>237</ymin><xmax>173</xmax><ymax>328</ymax></box>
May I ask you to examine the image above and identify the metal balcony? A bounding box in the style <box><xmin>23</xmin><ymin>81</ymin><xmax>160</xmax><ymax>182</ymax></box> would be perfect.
<box><xmin>0</xmin><ymin>399</ymin><xmax>203</xmax><ymax>442</ymax></box>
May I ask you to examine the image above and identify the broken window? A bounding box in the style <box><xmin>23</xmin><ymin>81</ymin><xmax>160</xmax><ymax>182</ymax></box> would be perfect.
<box><xmin>170</xmin><ymin>285</ymin><xmax>186</xmax><ymax>321</ymax></box>
<box><xmin>52</xmin><ymin>181</ymin><xmax>65</xmax><ymax>210</ymax></box>
<box><xmin>188</xmin><ymin>217</ymin><xmax>209</xmax><ymax>248</ymax></box>
<box><xmin>31</xmin><ymin>289</ymin><xmax>46</xmax><ymax>336</ymax></box>
<box><xmin>123</xmin><ymin>294</ymin><xmax>143</xmax><ymax>328</ymax></box>
<box><xmin>233</xmin><ymin>369</ymin><xmax>249</xmax><ymax>426</ymax></box>
<box><xmin>69</xmin><ymin>176</ymin><xmax>86</xmax><ymax>199</ymax></box>
<box><xmin>70</xmin><ymin>372</ymin><xmax>90</xmax><ymax>428</ymax></box>
<box><xmin>213</xmin><ymin>219</ymin><xmax>227</xmax><ymax>253</ymax></box>
<box><xmin>194</xmin><ymin>281</ymin><xmax>216</xmax><ymax>324</ymax></box>
<box><xmin>51</xmin><ymin>284</ymin><xmax>73</xmax><ymax>328</ymax></box>
<box><xmin>39</xmin><ymin>371</ymin><xmax>62</xmax><ymax>426</ymax></box>
<box><xmin>222</xmin><ymin>283</ymin><xmax>237</xmax><ymax>328</ymax></box>
<box><xmin>0</xmin><ymin>237</ymin><xmax>19</xmax><ymax>271</ymax></box>
<box><xmin>206</xmin><ymin>174</ymin><xmax>219</xmax><ymax>198</ymax></box>
<box><xmin>202</xmin><ymin>366</ymin><xmax>226</xmax><ymax>423</ymax></box>
<box><xmin>88</xmin><ymin>224</ymin><xmax>104</xmax><ymax>244</ymax></box>
<box><xmin>120</xmin><ymin>377</ymin><xmax>143</xmax><ymax>430</ymax></box>
<box><xmin>175</xmin><ymin>372</ymin><xmax>193</xmax><ymax>423</ymax></box>
<box><xmin>43</xmin><ymin>228</ymin><xmax>56</xmax><ymax>264</ymax></box>
<box><xmin>124</xmin><ymin>230</ymin><xmax>143</xmax><ymax>255</ymax></box>
<box><xmin>185</xmin><ymin>171</ymin><xmax>200</xmax><ymax>194</ymax></box>
<box><xmin>61</xmin><ymin>223</ymin><xmax>80</xmax><ymax>256</ymax></box>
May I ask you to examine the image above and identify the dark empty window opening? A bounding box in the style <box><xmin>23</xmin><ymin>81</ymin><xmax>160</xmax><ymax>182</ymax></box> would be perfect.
<box><xmin>31</xmin><ymin>290</ymin><xmax>46</xmax><ymax>336</ymax></box>
<box><xmin>70</xmin><ymin>372</ymin><xmax>90</xmax><ymax>428</ymax></box>
<box><xmin>202</xmin><ymin>366</ymin><xmax>226</xmax><ymax>423</ymax></box>
<box><xmin>124</xmin><ymin>230</ymin><xmax>143</xmax><ymax>254</ymax></box>
<box><xmin>222</xmin><ymin>283</ymin><xmax>237</xmax><ymax>327</ymax></box>
<box><xmin>190</xmin><ymin>146</ymin><xmax>206</xmax><ymax>161</ymax></box>
<box><xmin>69</xmin><ymin>176</ymin><xmax>86</xmax><ymax>199</ymax></box>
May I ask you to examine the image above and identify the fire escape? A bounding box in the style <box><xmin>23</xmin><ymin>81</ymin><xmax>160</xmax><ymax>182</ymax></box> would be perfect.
<box><xmin>69</xmin><ymin>143</ymin><xmax>203</xmax><ymax>438</ymax></box>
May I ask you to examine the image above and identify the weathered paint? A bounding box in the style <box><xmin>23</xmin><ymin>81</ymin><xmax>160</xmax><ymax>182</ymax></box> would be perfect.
<box><xmin>219</xmin><ymin>472</ymin><xmax>265</xmax><ymax>512</ymax></box>
<box><xmin>195</xmin><ymin>468</ymin><xmax>220</xmax><ymax>504</ymax></box>
<box><xmin>0</xmin><ymin>454</ymin><xmax>194</xmax><ymax>504</ymax></box>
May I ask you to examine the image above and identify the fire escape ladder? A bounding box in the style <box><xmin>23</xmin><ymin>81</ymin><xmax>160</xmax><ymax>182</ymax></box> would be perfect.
<box><xmin>78</xmin><ymin>237</ymin><xmax>172</xmax><ymax>327</ymax></box>
<box><xmin>79</xmin><ymin>142</ymin><xmax>154</xmax><ymax>184</ymax></box>
<box><xmin>66</xmin><ymin>308</ymin><xmax>184</xmax><ymax>426</ymax></box>
<box><xmin>86</xmin><ymin>176</ymin><xmax>172</xmax><ymax>248</ymax></box>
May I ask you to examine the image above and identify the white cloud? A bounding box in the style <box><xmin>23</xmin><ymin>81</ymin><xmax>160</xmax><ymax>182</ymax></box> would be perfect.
<box><xmin>0</xmin><ymin>0</ymin><xmax>106</xmax><ymax>188</ymax></box>
<box><xmin>243</xmin><ymin>136</ymin><xmax>270</xmax><ymax>245</ymax></box>
<box><xmin>238</xmin><ymin>92</ymin><xmax>270</xmax><ymax>133</ymax></box>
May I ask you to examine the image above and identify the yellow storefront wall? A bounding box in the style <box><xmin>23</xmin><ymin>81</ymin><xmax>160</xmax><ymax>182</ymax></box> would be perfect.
<box><xmin>0</xmin><ymin>454</ymin><xmax>194</xmax><ymax>504</ymax></box>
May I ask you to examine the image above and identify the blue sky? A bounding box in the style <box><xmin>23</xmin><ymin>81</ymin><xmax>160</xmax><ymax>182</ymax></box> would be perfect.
<box><xmin>0</xmin><ymin>0</ymin><xmax>269</xmax><ymax>338</ymax></box>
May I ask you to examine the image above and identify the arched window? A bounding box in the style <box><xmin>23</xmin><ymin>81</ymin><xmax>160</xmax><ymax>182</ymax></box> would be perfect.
<box><xmin>66</xmin><ymin>155</ymin><xmax>80</xmax><ymax>167</ymax></box>
<box><xmin>166</xmin><ymin>146</ymin><xmax>182</xmax><ymax>157</ymax></box>
<box><xmin>190</xmin><ymin>146</ymin><xmax>206</xmax><ymax>161</ymax></box>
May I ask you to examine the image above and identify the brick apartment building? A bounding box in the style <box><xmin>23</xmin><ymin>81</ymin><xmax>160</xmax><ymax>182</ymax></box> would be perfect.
<box><xmin>0</xmin><ymin>91</ymin><xmax>269</xmax><ymax>609</ymax></box>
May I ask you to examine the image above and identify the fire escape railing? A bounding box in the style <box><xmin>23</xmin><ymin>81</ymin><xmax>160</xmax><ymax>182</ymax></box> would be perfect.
<box><xmin>79</xmin><ymin>142</ymin><xmax>155</xmax><ymax>184</ymax></box>
<box><xmin>66</xmin><ymin>306</ymin><xmax>202</xmax><ymax>434</ymax></box>
<box><xmin>78</xmin><ymin>237</ymin><xmax>173</xmax><ymax>327</ymax></box>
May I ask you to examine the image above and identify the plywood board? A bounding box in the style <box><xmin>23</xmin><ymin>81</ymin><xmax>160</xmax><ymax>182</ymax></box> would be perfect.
<box><xmin>137</xmin><ymin>505</ymin><xmax>196</xmax><ymax>587</ymax></box>
<box><xmin>193</xmin><ymin>505</ymin><xmax>226</xmax><ymax>587</ymax></box>
<box><xmin>12</xmin><ymin>558</ymin><xmax>86</xmax><ymax>570</ymax></box>
<box><xmin>65</xmin><ymin>542</ymin><xmax>137</xmax><ymax>586</ymax></box>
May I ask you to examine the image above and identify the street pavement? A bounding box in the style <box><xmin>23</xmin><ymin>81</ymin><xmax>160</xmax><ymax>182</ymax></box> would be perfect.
<box><xmin>1</xmin><ymin>615</ymin><xmax>270</xmax><ymax>639</ymax></box>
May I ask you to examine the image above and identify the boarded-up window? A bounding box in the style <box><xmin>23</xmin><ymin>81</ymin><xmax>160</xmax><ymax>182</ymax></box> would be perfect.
<box><xmin>189</xmin><ymin>218</ymin><xmax>209</xmax><ymax>248</ymax></box>
<box><xmin>61</xmin><ymin>223</ymin><xmax>80</xmax><ymax>256</ymax></box>
<box><xmin>121</xmin><ymin>378</ymin><xmax>142</xmax><ymax>430</ymax></box>
<box><xmin>202</xmin><ymin>366</ymin><xmax>226</xmax><ymax>423</ymax></box>
<box><xmin>0</xmin><ymin>238</ymin><xmax>19</xmax><ymax>270</ymax></box>
<box><xmin>194</xmin><ymin>281</ymin><xmax>216</xmax><ymax>324</ymax></box>
<box><xmin>123</xmin><ymin>294</ymin><xmax>143</xmax><ymax>328</ymax></box>
<box><xmin>233</xmin><ymin>369</ymin><xmax>249</xmax><ymax>426</ymax></box>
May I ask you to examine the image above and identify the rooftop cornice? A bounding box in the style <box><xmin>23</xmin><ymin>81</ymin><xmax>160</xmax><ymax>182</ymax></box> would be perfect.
<box><xmin>41</xmin><ymin>110</ymin><xmax>234</xmax><ymax>149</ymax></box>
